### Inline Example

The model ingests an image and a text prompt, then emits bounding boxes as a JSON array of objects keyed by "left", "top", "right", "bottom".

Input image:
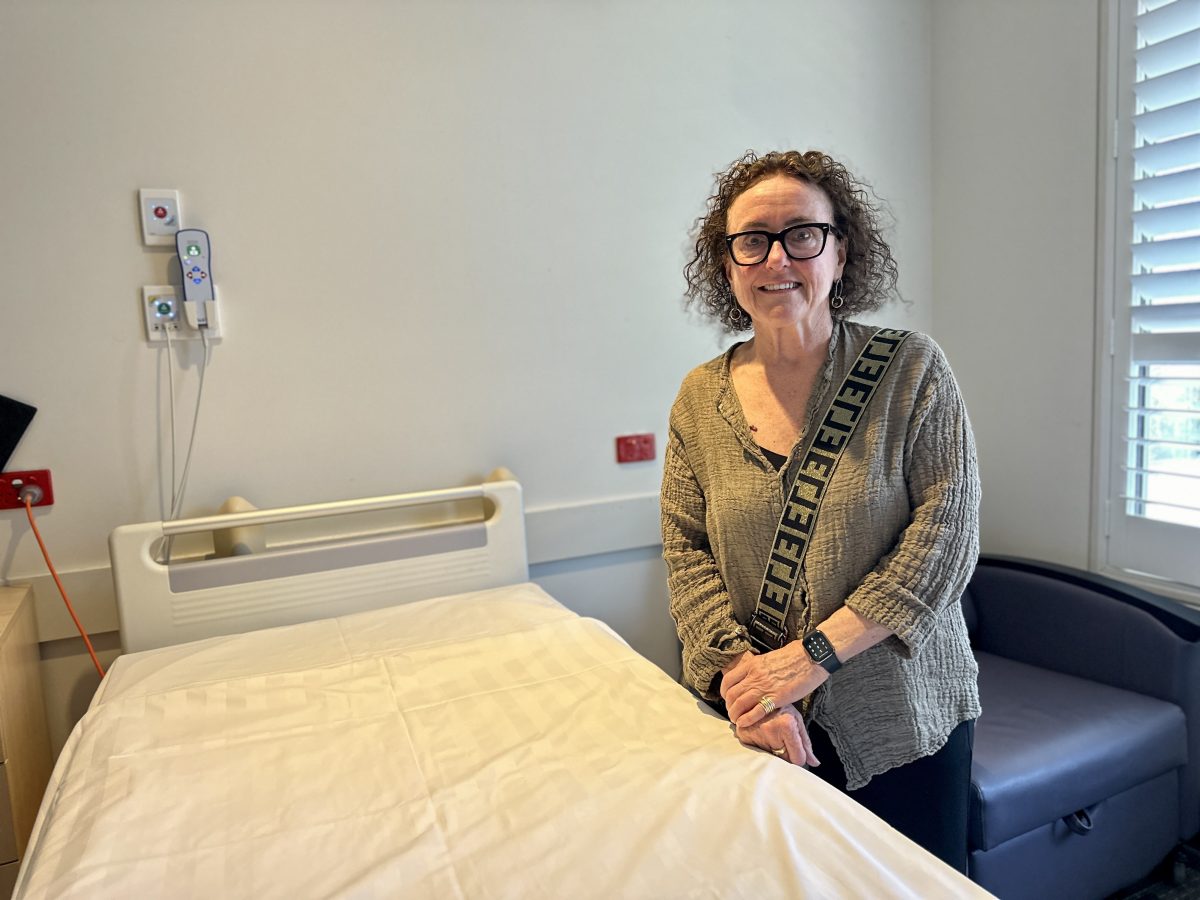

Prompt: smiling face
[{"left": 723, "top": 175, "right": 846, "bottom": 334}]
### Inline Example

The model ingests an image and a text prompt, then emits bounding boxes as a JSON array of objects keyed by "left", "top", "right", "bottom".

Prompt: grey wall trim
[{"left": 525, "top": 493, "right": 661, "bottom": 565}]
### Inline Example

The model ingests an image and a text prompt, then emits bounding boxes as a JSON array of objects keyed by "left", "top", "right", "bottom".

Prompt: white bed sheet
[{"left": 16, "top": 583, "right": 991, "bottom": 899}]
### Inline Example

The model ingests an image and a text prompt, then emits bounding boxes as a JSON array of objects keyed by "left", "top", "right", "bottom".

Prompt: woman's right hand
[{"left": 735, "top": 703, "right": 820, "bottom": 768}]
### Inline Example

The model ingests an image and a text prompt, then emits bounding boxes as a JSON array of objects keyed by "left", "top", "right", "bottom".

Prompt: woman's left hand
[
  {"left": 721, "top": 642, "right": 827, "bottom": 728},
  {"left": 736, "top": 704, "right": 820, "bottom": 768}
]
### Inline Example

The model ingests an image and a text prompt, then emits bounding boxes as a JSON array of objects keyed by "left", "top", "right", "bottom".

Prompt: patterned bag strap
[{"left": 746, "top": 328, "right": 912, "bottom": 654}]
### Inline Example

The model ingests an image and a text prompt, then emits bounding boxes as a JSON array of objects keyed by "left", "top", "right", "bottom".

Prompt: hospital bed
[{"left": 14, "top": 474, "right": 989, "bottom": 898}]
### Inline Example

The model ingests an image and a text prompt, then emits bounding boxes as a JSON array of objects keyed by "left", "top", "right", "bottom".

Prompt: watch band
[{"left": 802, "top": 629, "right": 843, "bottom": 674}]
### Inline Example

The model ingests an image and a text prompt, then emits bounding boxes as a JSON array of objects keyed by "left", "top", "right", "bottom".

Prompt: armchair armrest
[{"left": 969, "top": 556, "right": 1200, "bottom": 693}]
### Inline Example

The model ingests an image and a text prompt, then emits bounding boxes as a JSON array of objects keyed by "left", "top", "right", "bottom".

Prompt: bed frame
[
  {"left": 24, "top": 472, "right": 994, "bottom": 900},
  {"left": 110, "top": 471, "right": 527, "bottom": 652}
]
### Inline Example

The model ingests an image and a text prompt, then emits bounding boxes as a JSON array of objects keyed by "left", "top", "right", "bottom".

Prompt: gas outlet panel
[{"left": 0, "top": 469, "right": 54, "bottom": 509}]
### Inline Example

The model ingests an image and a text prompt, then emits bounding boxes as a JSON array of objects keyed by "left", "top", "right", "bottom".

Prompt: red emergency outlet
[
  {"left": 616, "top": 433, "right": 656, "bottom": 464},
  {"left": 0, "top": 469, "right": 54, "bottom": 509}
]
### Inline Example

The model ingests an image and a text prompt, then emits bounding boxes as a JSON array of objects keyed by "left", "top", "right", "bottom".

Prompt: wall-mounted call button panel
[
  {"left": 139, "top": 188, "right": 181, "bottom": 246},
  {"left": 142, "top": 285, "right": 221, "bottom": 342},
  {"left": 142, "top": 285, "right": 182, "bottom": 340}
]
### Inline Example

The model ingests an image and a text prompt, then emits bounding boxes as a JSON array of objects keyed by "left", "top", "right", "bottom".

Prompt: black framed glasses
[{"left": 725, "top": 222, "right": 839, "bottom": 266}]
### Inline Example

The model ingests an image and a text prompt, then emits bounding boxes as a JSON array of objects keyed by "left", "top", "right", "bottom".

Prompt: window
[{"left": 1098, "top": 0, "right": 1200, "bottom": 594}]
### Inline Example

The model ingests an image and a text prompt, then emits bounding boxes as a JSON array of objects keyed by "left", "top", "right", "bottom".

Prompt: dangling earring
[
  {"left": 830, "top": 279, "right": 845, "bottom": 310},
  {"left": 730, "top": 305, "right": 751, "bottom": 331}
]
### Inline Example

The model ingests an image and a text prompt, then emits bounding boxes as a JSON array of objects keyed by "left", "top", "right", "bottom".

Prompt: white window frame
[{"left": 1093, "top": 0, "right": 1200, "bottom": 606}]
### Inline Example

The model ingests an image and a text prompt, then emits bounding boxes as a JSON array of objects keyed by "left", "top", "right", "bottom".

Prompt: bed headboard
[{"left": 110, "top": 472, "right": 528, "bottom": 653}]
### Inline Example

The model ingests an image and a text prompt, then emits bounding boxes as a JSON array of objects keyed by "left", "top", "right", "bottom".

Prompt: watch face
[{"left": 805, "top": 631, "right": 834, "bottom": 660}]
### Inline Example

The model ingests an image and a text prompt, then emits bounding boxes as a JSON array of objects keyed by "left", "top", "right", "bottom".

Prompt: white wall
[
  {"left": 0, "top": 0, "right": 936, "bottom": 754},
  {"left": 931, "top": 0, "right": 1100, "bottom": 568}
]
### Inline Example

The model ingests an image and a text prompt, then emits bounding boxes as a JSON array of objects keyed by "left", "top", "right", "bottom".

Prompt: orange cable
[{"left": 24, "top": 497, "right": 105, "bottom": 678}]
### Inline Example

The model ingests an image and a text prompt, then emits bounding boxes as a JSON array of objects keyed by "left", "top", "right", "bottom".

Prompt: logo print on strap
[{"left": 748, "top": 329, "right": 912, "bottom": 653}]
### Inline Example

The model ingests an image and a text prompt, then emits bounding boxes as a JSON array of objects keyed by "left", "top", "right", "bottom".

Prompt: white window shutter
[{"left": 1106, "top": 0, "right": 1200, "bottom": 589}]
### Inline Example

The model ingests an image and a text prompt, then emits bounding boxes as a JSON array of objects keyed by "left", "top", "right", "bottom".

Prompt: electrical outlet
[
  {"left": 0, "top": 469, "right": 54, "bottom": 509},
  {"left": 616, "top": 433, "right": 656, "bottom": 464}
]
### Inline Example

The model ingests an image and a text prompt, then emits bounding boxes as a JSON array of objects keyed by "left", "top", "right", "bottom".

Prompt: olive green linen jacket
[{"left": 661, "top": 320, "right": 982, "bottom": 789}]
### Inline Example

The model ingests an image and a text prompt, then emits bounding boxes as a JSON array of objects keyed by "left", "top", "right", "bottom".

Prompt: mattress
[{"left": 16, "top": 583, "right": 989, "bottom": 898}]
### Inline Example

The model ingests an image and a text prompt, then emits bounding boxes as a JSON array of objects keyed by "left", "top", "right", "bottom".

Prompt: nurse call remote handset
[{"left": 176, "top": 228, "right": 213, "bottom": 329}]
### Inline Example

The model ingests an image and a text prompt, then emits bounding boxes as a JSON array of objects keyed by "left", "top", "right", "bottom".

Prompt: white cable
[
  {"left": 162, "top": 325, "right": 180, "bottom": 566},
  {"left": 162, "top": 324, "right": 211, "bottom": 563},
  {"left": 170, "top": 326, "right": 210, "bottom": 521},
  {"left": 164, "top": 325, "right": 179, "bottom": 518}
]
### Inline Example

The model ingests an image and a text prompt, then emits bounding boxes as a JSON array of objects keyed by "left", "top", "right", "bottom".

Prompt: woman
[{"left": 661, "top": 150, "right": 981, "bottom": 871}]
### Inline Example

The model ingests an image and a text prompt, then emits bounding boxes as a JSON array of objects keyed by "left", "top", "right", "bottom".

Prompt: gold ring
[
  {"left": 771, "top": 748, "right": 787, "bottom": 757},
  {"left": 758, "top": 696, "right": 776, "bottom": 715}
]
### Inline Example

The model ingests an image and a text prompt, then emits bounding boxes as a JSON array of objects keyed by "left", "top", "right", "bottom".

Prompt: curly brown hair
[{"left": 684, "top": 150, "right": 900, "bottom": 333}]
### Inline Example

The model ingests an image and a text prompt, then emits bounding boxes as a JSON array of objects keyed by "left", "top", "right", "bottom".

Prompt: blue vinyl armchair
[{"left": 962, "top": 556, "right": 1200, "bottom": 899}]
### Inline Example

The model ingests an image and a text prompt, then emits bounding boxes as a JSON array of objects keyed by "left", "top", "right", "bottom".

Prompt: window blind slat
[
  {"left": 1133, "top": 198, "right": 1200, "bottom": 236},
  {"left": 1133, "top": 166, "right": 1200, "bottom": 205},
  {"left": 1135, "top": 96, "right": 1200, "bottom": 141},
  {"left": 1124, "top": 465, "right": 1200, "bottom": 483},
  {"left": 1120, "top": 495, "right": 1200, "bottom": 514},
  {"left": 1131, "top": 330, "right": 1200, "bottom": 363},
  {"left": 1134, "top": 62, "right": 1200, "bottom": 111},
  {"left": 1135, "top": 133, "right": 1200, "bottom": 173},
  {"left": 1126, "top": 436, "right": 1200, "bottom": 449},
  {"left": 1131, "top": 299, "right": 1200, "bottom": 329},
  {"left": 1133, "top": 234, "right": 1200, "bottom": 268},
  {"left": 1132, "top": 269, "right": 1200, "bottom": 299},
  {"left": 1126, "top": 375, "right": 1200, "bottom": 385},
  {"left": 1136, "top": 29, "right": 1200, "bottom": 79},
  {"left": 1137, "top": 0, "right": 1200, "bottom": 45},
  {"left": 1125, "top": 405, "right": 1200, "bottom": 414}
]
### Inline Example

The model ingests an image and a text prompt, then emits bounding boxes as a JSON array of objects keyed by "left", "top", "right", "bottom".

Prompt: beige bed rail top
[{"left": 109, "top": 470, "right": 527, "bottom": 653}]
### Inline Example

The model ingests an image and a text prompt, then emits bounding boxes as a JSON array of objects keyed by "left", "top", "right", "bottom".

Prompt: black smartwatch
[{"left": 802, "top": 629, "right": 843, "bottom": 674}]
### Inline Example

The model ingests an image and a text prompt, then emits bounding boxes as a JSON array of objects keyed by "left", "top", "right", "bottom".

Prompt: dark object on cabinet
[{"left": 0, "top": 396, "right": 36, "bottom": 473}]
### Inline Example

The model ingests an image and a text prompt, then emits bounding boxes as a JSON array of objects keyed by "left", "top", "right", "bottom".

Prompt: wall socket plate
[
  {"left": 142, "top": 285, "right": 222, "bottom": 342},
  {"left": 615, "top": 433, "right": 656, "bottom": 463}
]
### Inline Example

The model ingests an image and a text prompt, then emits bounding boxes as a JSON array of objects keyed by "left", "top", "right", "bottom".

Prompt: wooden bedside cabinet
[{"left": 0, "top": 586, "right": 52, "bottom": 898}]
